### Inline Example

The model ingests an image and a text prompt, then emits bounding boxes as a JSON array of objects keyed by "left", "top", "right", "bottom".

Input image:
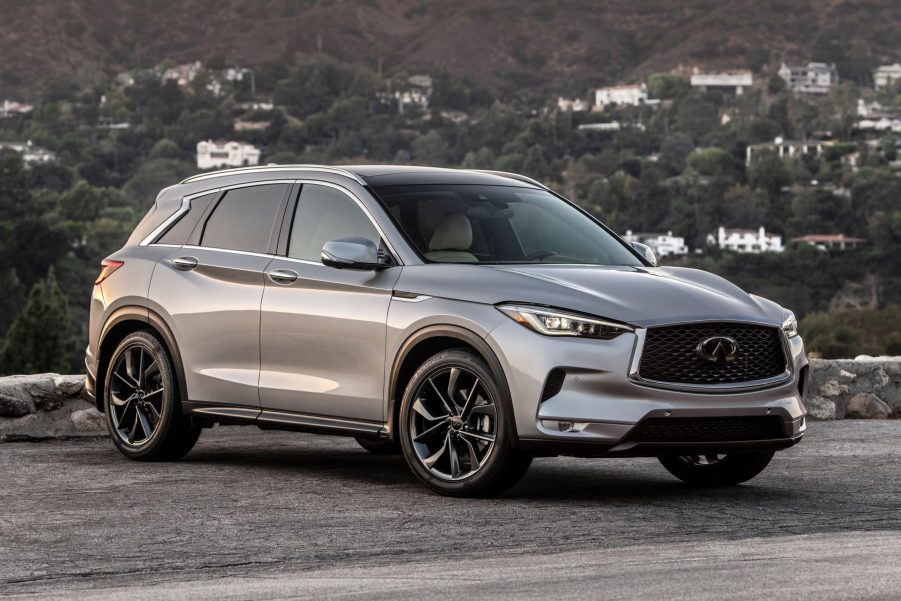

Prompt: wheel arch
[
  {"left": 96, "top": 306, "right": 187, "bottom": 414},
  {"left": 387, "top": 325, "right": 519, "bottom": 447}
]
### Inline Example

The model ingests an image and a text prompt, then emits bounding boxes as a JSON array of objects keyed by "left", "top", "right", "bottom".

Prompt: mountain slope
[{"left": 1, "top": 0, "right": 898, "bottom": 98}]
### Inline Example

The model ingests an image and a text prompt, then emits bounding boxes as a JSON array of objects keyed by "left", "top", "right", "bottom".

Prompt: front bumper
[{"left": 485, "top": 319, "right": 808, "bottom": 456}]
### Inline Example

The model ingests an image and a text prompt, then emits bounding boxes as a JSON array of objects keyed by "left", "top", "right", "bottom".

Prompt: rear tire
[
  {"left": 658, "top": 451, "right": 775, "bottom": 486},
  {"left": 355, "top": 437, "right": 401, "bottom": 455},
  {"left": 103, "top": 331, "right": 201, "bottom": 461},
  {"left": 398, "top": 348, "right": 531, "bottom": 497}
]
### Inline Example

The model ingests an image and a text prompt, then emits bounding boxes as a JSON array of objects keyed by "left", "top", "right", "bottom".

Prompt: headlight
[
  {"left": 497, "top": 304, "right": 633, "bottom": 339},
  {"left": 782, "top": 311, "right": 799, "bottom": 338}
]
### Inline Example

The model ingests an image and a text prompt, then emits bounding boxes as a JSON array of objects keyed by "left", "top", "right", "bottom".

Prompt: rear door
[
  {"left": 258, "top": 182, "right": 401, "bottom": 422},
  {"left": 148, "top": 182, "right": 291, "bottom": 410}
]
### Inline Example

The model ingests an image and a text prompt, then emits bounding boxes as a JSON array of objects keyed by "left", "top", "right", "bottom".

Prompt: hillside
[{"left": 2, "top": 0, "right": 899, "bottom": 98}]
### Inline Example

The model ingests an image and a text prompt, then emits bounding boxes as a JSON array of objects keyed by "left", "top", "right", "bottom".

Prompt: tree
[
  {"left": 658, "top": 133, "right": 694, "bottom": 175},
  {"left": 0, "top": 268, "right": 74, "bottom": 375},
  {"left": 687, "top": 147, "right": 735, "bottom": 177}
]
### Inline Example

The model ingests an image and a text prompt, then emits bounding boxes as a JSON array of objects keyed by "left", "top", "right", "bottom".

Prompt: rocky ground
[{"left": 1, "top": 421, "right": 899, "bottom": 600}]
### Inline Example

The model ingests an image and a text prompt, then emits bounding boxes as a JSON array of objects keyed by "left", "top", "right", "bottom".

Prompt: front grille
[
  {"left": 628, "top": 416, "right": 785, "bottom": 443},
  {"left": 638, "top": 322, "right": 786, "bottom": 386}
]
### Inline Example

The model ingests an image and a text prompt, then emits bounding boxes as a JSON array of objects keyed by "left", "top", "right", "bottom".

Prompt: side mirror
[
  {"left": 321, "top": 237, "right": 388, "bottom": 270},
  {"left": 631, "top": 241, "right": 658, "bottom": 267}
]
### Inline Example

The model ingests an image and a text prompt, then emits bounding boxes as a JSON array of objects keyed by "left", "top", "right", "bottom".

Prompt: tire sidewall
[
  {"left": 398, "top": 349, "right": 516, "bottom": 495},
  {"left": 103, "top": 331, "right": 178, "bottom": 460}
]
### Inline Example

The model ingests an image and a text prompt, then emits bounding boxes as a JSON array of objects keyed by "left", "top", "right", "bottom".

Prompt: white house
[
  {"left": 778, "top": 62, "right": 838, "bottom": 94},
  {"left": 594, "top": 84, "right": 648, "bottom": 108},
  {"left": 557, "top": 97, "right": 589, "bottom": 112},
  {"left": 874, "top": 64, "right": 901, "bottom": 89},
  {"left": 0, "top": 100, "right": 33, "bottom": 117},
  {"left": 395, "top": 89, "right": 429, "bottom": 114},
  {"left": 196, "top": 140, "right": 261, "bottom": 170},
  {"left": 0, "top": 140, "right": 56, "bottom": 164},
  {"left": 623, "top": 230, "right": 688, "bottom": 257},
  {"left": 162, "top": 61, "right": 203, "bottom": 87},
  {"left": 746, "top": 136, "right": 830, "bottom": 164},
  {"left": 708, "top": 226, "right": 783, "bottom": 253},
  {"left": 790, "top": 234, "right": 865, "bottom": 251},
  {"left": 690, "top": 70, "right": 753, "bottom": 95}
]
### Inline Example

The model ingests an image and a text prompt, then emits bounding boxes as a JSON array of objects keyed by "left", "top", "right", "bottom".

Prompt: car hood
[{"left": 395, "top": 264, "right": 786, "bottom": 327}]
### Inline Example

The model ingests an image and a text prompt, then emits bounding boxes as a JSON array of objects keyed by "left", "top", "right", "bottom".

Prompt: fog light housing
[{"left": 541, "top": 420, "right": 589, "bottom": 433}]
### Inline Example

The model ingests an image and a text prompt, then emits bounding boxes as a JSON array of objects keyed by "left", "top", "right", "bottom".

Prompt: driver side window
[{"left": 288, "top": 184, "right": 382, "bottom": 263}]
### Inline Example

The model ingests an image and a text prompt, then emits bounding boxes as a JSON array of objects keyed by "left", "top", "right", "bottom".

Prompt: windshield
[{"left": 371, "top": 184, "right": 643, "bottom": 266}]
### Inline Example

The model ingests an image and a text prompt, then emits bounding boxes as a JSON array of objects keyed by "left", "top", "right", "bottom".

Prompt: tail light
[{"left": 95, "top": 259, "right": 124, "bottom": 285}]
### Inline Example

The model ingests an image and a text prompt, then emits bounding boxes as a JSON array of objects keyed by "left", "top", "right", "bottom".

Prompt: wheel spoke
[
  {"left": 446, "top": 367, "right": 461, "bottom": 409},
  {"left": 146, "top": 402, "right": 162, "bottom": 426},
  {"left": 135, "top": 405, "right": 154, "bottom": 440},
  {"left": 113, "top": 371, "right": 136, "bottom": 391},
  {"left": 460, "top": 430, "right": 495, "bottom": 444},
  {"left": 142, "top": 387, "right": 164, "bottom": 399},
  {"left": 424, "top": 434, "right": 449, "bottom": 468},
  {"left": 428, "top": 377, "right": 458, "bottom": 417},
  {"left": 460, "top": 380, "right": 481, "bottom": 419},
  {"left": 460, "top": 436, "right": 481, "bottom": 473},
  {"left": 413, "top": 418, "right": 449, "bottom": 442},
  {"left": 110, "top": 391, "right": 132, "bottom": 407},
  {"left": 127, "top": 410, "right": 139, "bottom": 443},
  {"left": 448, "top": 436, "right": 462, "bottom": 478},
  {"left": 412, "top": 398, "right": 448, "bottom": 422},
  {"left": 468, "top": 400, "right": 496, "bottom": 419},
  {"left": 124, "top": 349, "right": 140, "bottom": 386},
  {"left": 137, "top": 348, "right": 145, "bottom": 388}
]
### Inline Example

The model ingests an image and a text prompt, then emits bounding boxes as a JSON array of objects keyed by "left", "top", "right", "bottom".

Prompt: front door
[{"left": 259, "top": 182, "right": 401, "bottom": 422}]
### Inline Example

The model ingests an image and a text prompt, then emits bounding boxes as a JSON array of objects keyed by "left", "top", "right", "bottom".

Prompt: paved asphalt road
[{"left": 1, "top": 421, "right": 900, "bottom": 600}]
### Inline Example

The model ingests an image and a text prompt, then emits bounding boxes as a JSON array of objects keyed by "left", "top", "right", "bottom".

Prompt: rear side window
[
  {"left": 287, "top": 184, "right": 381, "bottom": 262},
  {"left": 201, "top": 184, "right": 287, "bottom": 253},
  {"left": 157, "top": 192, "right": 217, "bottom": 245}
]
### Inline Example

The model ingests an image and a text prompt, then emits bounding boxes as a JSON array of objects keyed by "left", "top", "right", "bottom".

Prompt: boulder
[
  {"left": 845, "top": 393, "right": 891, "bottom": 419},
  {"left": 805, "top": 396, "right": 836, "bottom": 421},
  {"left": 54, "top": 375, "right": 85, "bottom": 397},
  {"left": 70, "top": 408, "right": 106, "bottom": 433},
  {"left": 0, "top": 393, "right": 32, "bottom": 418}
]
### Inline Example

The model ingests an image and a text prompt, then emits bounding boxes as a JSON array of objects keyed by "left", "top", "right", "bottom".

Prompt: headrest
[{"left": 429, "top": 213, "right": 473, "bottom": 251}]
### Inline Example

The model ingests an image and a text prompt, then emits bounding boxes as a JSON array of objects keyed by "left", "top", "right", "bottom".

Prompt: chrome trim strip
[
  {"left": 628, "top": 328, "right": 646, "bottom": 377},
  {"left": 391, "top": 292, "right": 432, "bottom": 303},
  {"left": 257, "top": 410, "right": 385, "bottom": 435},
  {"left": 139, "top": 195, "right": 193, "bottom": 247},
  {"left": 180, "top": 165, "right": 366, "bottom": 185},
  {"left": 189, "top": 406, "right": 261, "bottom": 421},
  {"left": 179, "top": 244, "right": 274, "bottom": 259}
]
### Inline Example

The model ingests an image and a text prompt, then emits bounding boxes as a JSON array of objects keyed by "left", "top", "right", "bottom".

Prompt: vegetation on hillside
[{"left": 0, "top": 51, "right": 900, "bottom": 372}]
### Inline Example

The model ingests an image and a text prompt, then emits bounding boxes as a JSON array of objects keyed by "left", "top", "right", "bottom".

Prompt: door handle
[
  {"left": 267, "top": 269, "right": 298, "bottom": 284},
  {"left": 172, "top": 256, "right": 199, "bottom": 271}
]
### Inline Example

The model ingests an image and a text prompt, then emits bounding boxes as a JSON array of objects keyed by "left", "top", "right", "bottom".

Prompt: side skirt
[{"left": 183, "top": 401, "right": 388, "bottom": 439}]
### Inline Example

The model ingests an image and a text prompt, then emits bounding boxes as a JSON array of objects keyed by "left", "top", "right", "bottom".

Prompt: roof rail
[
  {"left": 468, "top": 170, "right": 548, "bottom": 190},
  {"left": 179, "top": 164, "right": 366, "bottom": 185}
]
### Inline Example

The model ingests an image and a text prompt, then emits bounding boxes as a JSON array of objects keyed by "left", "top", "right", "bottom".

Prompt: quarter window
[
  {"left": 201, "top": 184, "right": 287, "bottom": 253},
  {"left": 288, "top": 184, "right": 381, "bottom": 262},
  {"left": 158, "top": 192, "right": 217, "bottom": 245}
]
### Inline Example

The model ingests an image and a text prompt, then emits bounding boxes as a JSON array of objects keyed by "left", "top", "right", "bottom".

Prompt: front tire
[
  {"left": 398, "top": 349, "right": 531, "bottom": 497},
  {"left": 658, "top": 451, "right": 775, "bottom": 486},
  {"left": 103, "top": 331, "right": 201, "bottom": 461}
]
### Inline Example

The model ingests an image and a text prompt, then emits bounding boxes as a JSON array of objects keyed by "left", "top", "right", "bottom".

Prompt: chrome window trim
[
  {"left": 285, "top": 178, "right": 403, "bottom": 266},
  {"left": 627, "top": 324, "right": 794, "bottom": 394},
  {"left": 179, "top": 244, "right": 275, "bottom": 260},
  {"left": 180, "top": 165, "right": 366, "bottom": 186},
  {"left": 139, "top": 195, "right": 196, "bottom": 247}
]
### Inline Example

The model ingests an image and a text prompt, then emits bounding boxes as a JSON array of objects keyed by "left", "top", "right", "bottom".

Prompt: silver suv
[{"left": 86, "top": 165, "right": 808, "bottom": 496}]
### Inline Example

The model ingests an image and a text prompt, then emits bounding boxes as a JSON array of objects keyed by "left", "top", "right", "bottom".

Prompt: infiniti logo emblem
[{"left": 696, "top": 336, "right": 740, "bottom": 364}]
